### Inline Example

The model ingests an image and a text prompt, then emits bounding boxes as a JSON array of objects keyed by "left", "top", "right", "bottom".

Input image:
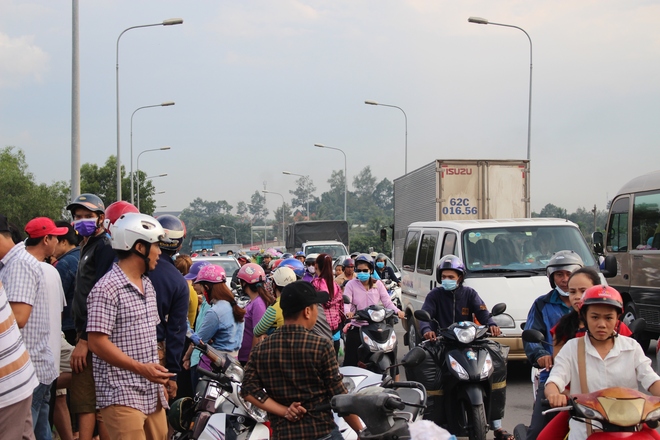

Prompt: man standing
[
  {"left": 242, "top": 281, "right": 362, "bottom": 439},
  {"left": 149, "top": 215, "right": 189, "bottom": 400},
  {"left": 67, "top": 193, "right": 115, "bottom": 440},
  {"left": 0, "top": 216, "right": 58, "bottom": 440},
  {"left": 52, "top": 221, "right": 80, "bottom": 347},
  {"left": 87, "top": 213, "right": 174, "bottom": 439},
  {"left": 523, "top": 250, "right": 583, "bottom": 440},
  {"left": 0, "top": 215, "right": 39, "bottom": 440}
]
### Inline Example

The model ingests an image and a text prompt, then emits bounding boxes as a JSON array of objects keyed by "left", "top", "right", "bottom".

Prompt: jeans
[
  {"left": 31, "top": 382, "right": 53, "bottom": 440},
  {"left": 317, "top": 427, "right": 343, "bottom": 440}
]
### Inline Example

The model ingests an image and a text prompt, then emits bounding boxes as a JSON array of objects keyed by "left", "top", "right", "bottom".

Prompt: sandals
[{"left": 494, "top": 428, "right": 514, "bottom": 440}]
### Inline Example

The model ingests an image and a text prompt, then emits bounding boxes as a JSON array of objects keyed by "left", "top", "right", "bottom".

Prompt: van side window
[
  {"left": 416, "top": 232, "right": 438, "bottom": 275},
  {"left": 632, "top": 192, "right": 660, "bottom": 250},
  {"left": 441, "top": 233, "right": 457, "bottom": 257},
  {"left": 607, "top": 197, "right": 629, "bottom": 252},
  {"left": 402, "top": 230, "right": 420, "bottom": 271}
]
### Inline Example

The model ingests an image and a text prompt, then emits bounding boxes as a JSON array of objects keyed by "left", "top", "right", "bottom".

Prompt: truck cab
[{"left": 302, "top": 240, "right": 349, "bottom": 261}]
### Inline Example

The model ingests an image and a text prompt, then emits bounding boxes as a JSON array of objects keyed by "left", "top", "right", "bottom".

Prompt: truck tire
[
  {"left": 623, "top": 301, "right": 650, "bottom": 351},
  {"left": 466, "top": 403, "right": 487, "bottom": 440}
]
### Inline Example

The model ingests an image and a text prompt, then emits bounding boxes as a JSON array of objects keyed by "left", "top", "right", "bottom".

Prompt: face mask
[
  {"left": 73, "top": 219, "right": 98, "bottom": 237},
  {"left": 308, "top": 266, "right": 316, "bottom": 274},
  {"left": 441, "top": 280, "right": 458, "bottom": 291},
  {"left": 376, "top": 262, "right": 385, "bottom": 269},
  {"left": 556, "top": 286, "right": 569, "bottom": 297},
  {"left": 357, "top": 272, "right": 370, "bottom": 282}
]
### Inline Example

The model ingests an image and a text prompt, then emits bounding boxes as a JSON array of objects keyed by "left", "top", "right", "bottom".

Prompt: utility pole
[{"left": 592, "top": 204, "right": 598, "bottom": 233}]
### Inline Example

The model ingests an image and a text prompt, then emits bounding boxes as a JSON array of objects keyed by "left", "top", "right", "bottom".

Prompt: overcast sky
[{"left": 1, "top": 0, "right": 659, "bottom": 217}]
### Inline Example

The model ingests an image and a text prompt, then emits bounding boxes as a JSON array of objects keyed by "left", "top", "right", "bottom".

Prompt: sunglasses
[{"left": 355, "top": 269, "right": 371, "bottom": 273}]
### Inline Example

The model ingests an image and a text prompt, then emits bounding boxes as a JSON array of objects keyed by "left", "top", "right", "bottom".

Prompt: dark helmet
[
  {"left": 168, "top": 397, "right": 194, "bottom": 433},
  {"left": 435, "top": 254, "right": 466, "bottom": 284},
  {"left": 343, "top": 258, "right": 355, "bottom": 268},
  {"left": 546, "top": 250, "right": 584, "bottom": 288},
  {"left": 67, "top": 193, "right": 105, "bottom": 215},
  {"left": 354, "top": 253, "right": 374, "bottom": 270},
  {"left": 279, "top": 258, "right": 305, "bottom": 278},
  {"left": 376, "top": 253, "right": 388, "bottom": 262},
  {"left": 156, "top": 215, "right": 186, "bottom": 251},
  {"left": 579, "top": 285, "right": 624, "bottom": 317},
  {"left": 281, "top": 253, "right": 293, "bottom": 259}
]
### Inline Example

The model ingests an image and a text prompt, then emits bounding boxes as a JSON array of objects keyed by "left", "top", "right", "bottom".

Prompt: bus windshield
[{"left": 462, "top": 226, "right": 596, "bottom": 272}]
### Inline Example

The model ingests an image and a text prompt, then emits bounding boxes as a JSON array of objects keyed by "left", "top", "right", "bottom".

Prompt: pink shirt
[{"left": 344, "top": 278, "right": 400, "bottom": 317}]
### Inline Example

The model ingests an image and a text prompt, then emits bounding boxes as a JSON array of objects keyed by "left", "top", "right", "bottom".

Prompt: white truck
[{"left": 393, "top": 159, "right": 529, "bottom": 267}]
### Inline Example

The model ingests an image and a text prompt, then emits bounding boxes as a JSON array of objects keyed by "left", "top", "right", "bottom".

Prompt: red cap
[{"left": 25, "top": 217, "right": 69, "bottom": 238}]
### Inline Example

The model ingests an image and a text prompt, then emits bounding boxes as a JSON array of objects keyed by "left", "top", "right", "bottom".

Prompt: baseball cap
[
  {"left": 272, "top": 266, "right": 297, "bottom": 288},
  {"left": 25, "top": 217, "right": 69, "bottom": 238},
  {"left": 184, "top": 260, "right": 211, "bottom": 281},
  {"left": 0, "top": 214, "right": 9, "bottom": 233},
  {"left": 280, "top": 281, "right": 329, "bottom": 315}
]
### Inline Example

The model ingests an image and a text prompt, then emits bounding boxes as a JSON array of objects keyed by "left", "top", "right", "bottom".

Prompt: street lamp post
[
  {"left": 220, "top": 225, "right": 238, "bottom": 245},
  {"left": 262, "top": 191, "right": 286, "bottom": 247},
  {"left": 313, "top": 144, "right": 347, "bottom": 221},
  {"left": 130, "top": 101, "right": 175, "bottom": 204},
  {"left": 468, "top": 16, "right": 532, "bottom": 217},
  {"left": 364, "top": 100, "right": 408, "bottom": 174},
  {"left": 116, "top": 18, "right": 183, "bottom": 201},
  {"left": 136, "top": 146, "right": 171, "bottom": 211},
  {"left": 282, "top": 171, "right": 310, "bottom": 220}
]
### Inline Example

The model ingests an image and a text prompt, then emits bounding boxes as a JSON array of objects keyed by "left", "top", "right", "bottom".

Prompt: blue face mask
[
  {"left": 441, "top": 279, "right": 458, "bottom": 291},
  {"left": 356, "top": 272, "right": 371, "bottom": 282},
  {"left": 376, "top": 262, "right": 385, "bottom": 269}
]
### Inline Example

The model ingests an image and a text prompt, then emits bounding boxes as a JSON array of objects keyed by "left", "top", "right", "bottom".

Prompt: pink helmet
[
  {"left": 195, "top": 265, "right": 226, "bottom": 284},
  {"left": 237, "top": 263, "right": 266, "bottom": 284}
]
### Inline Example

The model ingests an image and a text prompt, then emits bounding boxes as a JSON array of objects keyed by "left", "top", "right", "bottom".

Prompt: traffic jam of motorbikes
[{"left": 4, "top": 166, "right": 660, "bottom": 440}]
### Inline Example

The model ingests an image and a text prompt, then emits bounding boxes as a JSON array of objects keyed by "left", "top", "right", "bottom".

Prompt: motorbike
[
  {"left": 411, "top": 303, "right": 508, "bottom": 440},
  {"left": 330, "top": 348, "right": 428, "bottom": 440},
  {"left": 170, "top": 332, "right": 270, "bottom": 440},
  {"left": 382, "top": 279, "right": 402, "bottom": 310},
  {"left": 352, "top": 304, "right": 399, "bottom": 374}
]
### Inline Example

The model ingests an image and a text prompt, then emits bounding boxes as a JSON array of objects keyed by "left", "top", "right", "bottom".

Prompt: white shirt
[
  {"left": 546, "top": 334, "right": 660, "bottom": 440},
  {"left": 41, "top": 263, "right": 65, "bottom": 374}
]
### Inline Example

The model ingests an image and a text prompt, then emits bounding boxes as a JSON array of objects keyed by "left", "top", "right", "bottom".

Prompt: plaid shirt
[
  {"left": 0, "top": 243, "right": 57, "bottom": 385},
  {"left": 241, "top": 324, "right": 346, "bottom": 440},
  {"left": 87, "top": 263, "right": 167, "bottom": 413}
]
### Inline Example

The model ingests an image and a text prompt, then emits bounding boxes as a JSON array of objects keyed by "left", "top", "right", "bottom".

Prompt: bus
[{"left": 594, "top": 170, "right": 660, "bottom": 349}]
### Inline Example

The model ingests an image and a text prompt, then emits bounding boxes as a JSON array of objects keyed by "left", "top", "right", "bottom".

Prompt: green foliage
[
  {"left": 0, "top": 146, "right": 69, "bottom": 228},
  {"left": 289, "top": 176, "right": 315, "bottom": 218},
  {"left": 533, "top": 203, "right": 608, "bottom": 242}
]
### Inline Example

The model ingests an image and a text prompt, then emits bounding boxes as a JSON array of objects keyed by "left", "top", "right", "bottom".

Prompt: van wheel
[
  {"left": 623, "top": 301, "right": 650, "bottom": 351},
  {"left": 408, "top": 319, "right": 419, "bottom": 348}
]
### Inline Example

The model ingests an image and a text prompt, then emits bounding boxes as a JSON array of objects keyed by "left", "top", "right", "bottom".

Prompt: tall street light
[
  {"left": 116, "top": 18, "right": 183, "bottom": 201},
  {"left": 136, "top": 147, "right": 171, "bottom": 211},
  {"left": 220, "top": 225, "right": 238, "bottom": 245},
  {"left": 313, "top": 143, "right": 347, "bottom": 221},
  {"left": 468, "top": 16, "right": 532, "bottom": 217},
  {"left": 364, "top": 100, "right": 408, "bottom": 174},
  {"left": 130, "top": 101, "right": 175, "bottom": 204},
  {"left": 282, "top": 171, "right": 310, "bottom": 219},
  {"left": 262, "top": 190, "right": 286, "bottom": 247}
]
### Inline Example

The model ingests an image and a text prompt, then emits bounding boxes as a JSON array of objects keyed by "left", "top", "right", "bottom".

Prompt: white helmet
[
  {"left": 110, "top": 213, "right": 171, "bottom": 251},
  {"left": 272, "top": 266, "right": 297, "bottom": 288}
]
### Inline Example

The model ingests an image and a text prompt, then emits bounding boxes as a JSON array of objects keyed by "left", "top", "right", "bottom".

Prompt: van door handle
[
  {"left": 430, "top": 281, "right": 433, "bottom": 291},
  {"left": 623, "top": 274, "right": 629, "bottom": 280}
]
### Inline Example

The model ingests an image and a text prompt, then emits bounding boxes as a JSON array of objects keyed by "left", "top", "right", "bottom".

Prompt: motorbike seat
[{"left": 395, "top": 388, "right": 424, "bottom": 421}]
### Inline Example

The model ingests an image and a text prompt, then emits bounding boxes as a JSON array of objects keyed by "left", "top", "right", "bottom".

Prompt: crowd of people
[{"left": 2, "top": 192, "right": 656, "bottom": 440}]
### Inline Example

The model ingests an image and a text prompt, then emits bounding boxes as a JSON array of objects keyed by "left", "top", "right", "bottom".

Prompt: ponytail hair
[
  {"left": 316, "top": 253, "right": 335, "bottom": 298},
  {"left": 244, "top": 281, "right": 275, "bottom": 307}
]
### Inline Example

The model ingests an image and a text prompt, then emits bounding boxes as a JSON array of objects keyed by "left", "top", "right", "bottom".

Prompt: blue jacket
[
  {"left": 197, "top": 300, "right": 244, "bottom": 353},
  {"left": 523, "top": 288, "right": 571, "bottom": 382},
  {"left": 55, "top": 247, "right": 80, "bottom": 333},
  {"left": 419, "top": 285, "right": 496, "bottom": 336},
  {"left": 148, "top": 253, "right": 190, "bottom": 378}
]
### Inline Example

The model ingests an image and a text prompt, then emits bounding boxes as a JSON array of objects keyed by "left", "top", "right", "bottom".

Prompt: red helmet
[
  {"left": 104, "top": 201, "right": 139, "bottom": 231},
  {"left": 579, "top": 285, "right": 623, "bottom": 315}
]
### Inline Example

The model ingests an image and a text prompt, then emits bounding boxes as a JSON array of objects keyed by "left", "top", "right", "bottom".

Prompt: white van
[{"left": 400, "top": 218, "right": 602, "bottom": 360}]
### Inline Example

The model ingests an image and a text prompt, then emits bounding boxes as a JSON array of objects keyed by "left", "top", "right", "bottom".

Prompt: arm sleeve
[
  {"left": 197, "top": 309, "right": 219, "bottom": 343},
  {"left": 165, "top": 283, "right": 190, "bottom": 376},
  {"left": 545, "top": 341, "right": 572, "bottom": 393},
  {"left": 376, "top": 281, "right": 400, "bottom": 312},
  {"left": 240, "top": 345, "right": 269, "bottom": 403},
  {"left": 387, "top": 267, "right": 400, "bottom": 283},
  {"left": 523, "top": 298, "right": 550, "bottom": 363},
  {"left": 418, "top": 292, "right": 437, "bottom": 336},
  {"left": 635, "top": 342, "right": 660, "bottom": 391},
  {"left": 471, "top": 291, "right": 496, "bottom": 327},
  {"left": 94, "top": 243, "right": 115, "bottom": 283},
  {"left": 344, "top": 281, "right": 356, "bottom": 314},
  {"left": 3, "top": 260, "right": 38, "bottom": 306},
  {"left": 254, "top": 306, "right": 277, "bottom": 337},
  {"left": 55, "top": 259, "right": 76, "bottom": 297},
  {"left": 86, "top": 284, "right": 117, "bottom": 336}
]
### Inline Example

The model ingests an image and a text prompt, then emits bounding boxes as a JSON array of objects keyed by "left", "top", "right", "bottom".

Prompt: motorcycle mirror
[
  {"left": 401, "top": 347, "right": 426, "bottom": 368},
  {"left": 628, "top": 318, "right": 646, "bottom": 337},
  {"left": 343, "top": 294, "right": 351, "bottom": 304},
  {"left": 414, "top": 310, "right": 432, "bottom": 322},
  {"left": 522, "top": 329, "right": 545, "bottom": 343},
  {"left": 491, "top": 303, "right": 506, "bottom": 316}
]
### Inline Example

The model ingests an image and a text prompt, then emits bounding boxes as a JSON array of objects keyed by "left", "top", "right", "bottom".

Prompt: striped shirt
[
  {"left": 0, "top": 283, "right": 38, "bottom": 409},
  {"left": 87, "top": 263, "right": 167, "bottom": 413},
  {"left": 0, "top": 242, "right": 57, "bottom": 384}
]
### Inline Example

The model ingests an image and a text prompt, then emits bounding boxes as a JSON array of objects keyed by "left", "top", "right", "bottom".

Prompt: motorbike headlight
[
  {"left": 224, "top": 359, "right": 244, "bottom": 383},
  {"left": 362, "top": 332, "right": 397, "bottom": 353},
  {"left": 368, "top": 309, "right": 386, "bottom": 323},
  {"left": 448, "top": 354, "right": 469, "bottom": 380},
  {"left": 237, "top": 386, "right": 269, "bottom": 423},
  {"left": 343, "top": 376, "right": 356, "bottom": 394},
  {"left": 645, "top": 407, "right": 660, "bottom": 423},
  {"left": 454, "top": 326, "right": 476, "bottom": 344},
  {"left": 576, "top": 403, "right": 606, "bottom": 422},
  {"left": 480, "top": 353, "right": 493, "bottom": 380},
  {"left": 597, "top": 397, "right": 645, "bottom": 427}
]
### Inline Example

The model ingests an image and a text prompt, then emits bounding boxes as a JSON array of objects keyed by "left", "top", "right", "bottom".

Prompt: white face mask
[
  {"left": 556, "top": 286, "right": 569, "bottom": 297},
  {"left": 308, "top": 266, "right": 316, "bottom": 274}
]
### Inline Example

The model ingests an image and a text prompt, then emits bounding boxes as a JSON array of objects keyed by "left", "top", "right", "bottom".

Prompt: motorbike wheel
[
  {"left": 407, "top": 318, "right": 419, "bottom": 348},
  {"left": 466, "top": 403, "right": 488, "bottom": 440},
  {"left": 513, "top": 423, "right": 527, "bottom": 440}
]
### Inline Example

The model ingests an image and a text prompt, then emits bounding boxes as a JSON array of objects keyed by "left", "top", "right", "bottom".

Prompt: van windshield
[{"left": 462, "top": 226, "right": 596, "bottom": 272}]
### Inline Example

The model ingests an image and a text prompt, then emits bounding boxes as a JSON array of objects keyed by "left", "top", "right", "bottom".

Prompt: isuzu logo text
[{"left": 444, "top": 167, "right": 473, "bottom": 175}]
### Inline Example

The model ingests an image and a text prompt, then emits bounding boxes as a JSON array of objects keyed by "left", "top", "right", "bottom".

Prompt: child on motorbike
[{"left": 545, "top": 285, "right": 660, "bottom": 440}]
